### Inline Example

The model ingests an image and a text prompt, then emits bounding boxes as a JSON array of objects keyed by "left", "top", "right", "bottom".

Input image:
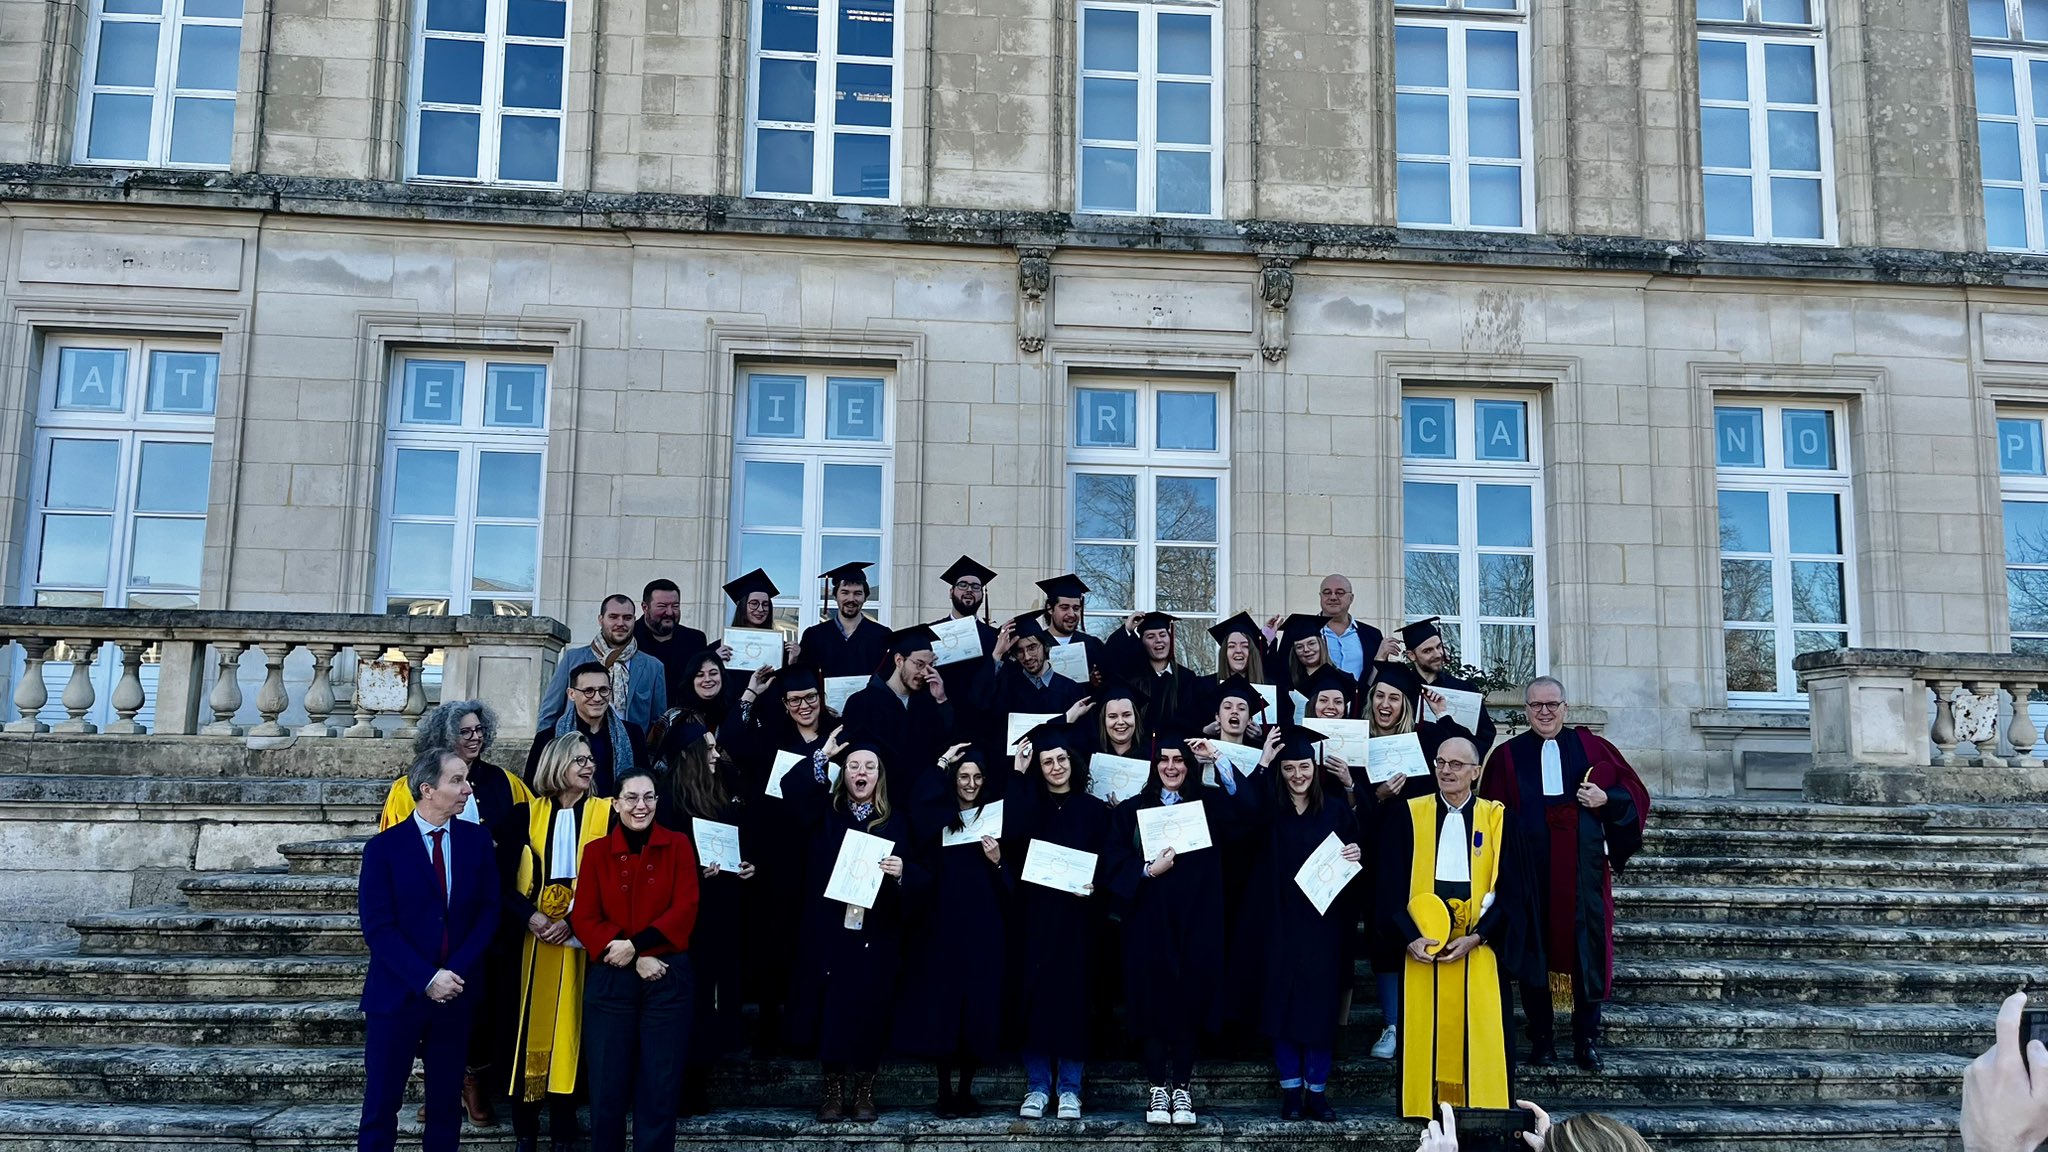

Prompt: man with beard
[
  {"left": 632, "top": 578, "right": 710, "bottom": 707},
  {"left": 799, "top": 561, "right": 892, "bottom": 679},
  {"left": 1395, "top": 617, "right": 1498, "bottom": 762},
  {"left": 838, "top": 624, "right": 958, "bottom": 792},
  {"left": 538, "top": 595, "right": 669, "bottom": 732},
  {"left": 1036, "top": 574, "right": 1108, "bottom": 689},
  {"left": 929, "top": 556, "right": 1001, "bottom": 743},
  {"left": 972, "top": 612, "right": 1089, "bottom": 763}
]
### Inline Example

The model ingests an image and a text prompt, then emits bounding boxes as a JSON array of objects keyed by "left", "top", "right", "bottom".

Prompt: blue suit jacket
[{"left": 357, "top": 817, "right": 500, "bottom": 1016}]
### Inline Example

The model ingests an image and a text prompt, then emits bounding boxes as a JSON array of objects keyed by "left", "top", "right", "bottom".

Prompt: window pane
[
  {"left": 46, "top": 440, "right": 121, "bottom": 511},
  {"left": 1074, "top": 543, "right": 1136, "bottom": 609},
  {"left": 1787, "top": 490, "right": 1841, "bottom": 554},
  {"left": 1973, "top": 0, "right": 2010, "bottom": 37},
  {"left": 477, "top": 452, "right": 542, "bottom": 519},
  {"left": 838, "top": 0, "right": 894, "bottom": 57},
  {"left": 835, "top": 61, "right": 892, "bottom": 128},
  {"left": 1715, "top": 406, "right": 1765, "bottom": 467},
  {"left": 1978, "top": 56, "right": 2019, "bottom": 118},
  {"left": 389, "top": 522, "right": 455, "bottom": 592},
  {"left": 1480, "top": 623, "right": 1536, "bottom": 684},
  {"left": 1782, "top": 408, "right": 1837, "bottom": 469},
  {"left": 131, "top": 517, "right": 204, "bottom": 589},
  {"left": 1074, "top": 388, "right": 1137, "bottom": 447},
  {"left": 416, "top": 110, "right": 482, "bottom": 177},
  {"left": 57, "top": 348, "right": 129, "bottom": 412},
  {"left": 2029, "top": 0, "right": 2048, "bottom": 41},
  {"left": 96, "top": 21, "right": 160, "bottom": 87},
  {"left": 39, "top": 515, "right": 113, "bottom": 587},
  {"left": 1767, "top": 109, "right": 1821, "bottom": 172},
  {"left": 402, "top": 360, "right": 463, "bottom": 424},
  {"left": 1081, "top": 146, "right": 1138, "bottom": 212},
  {"left": 820, "top": 536, "right": 882, "bottom": 599},
  {"left": 1157, "top": 81, "right": 1210, "bottom": 146},
  {"left": 1699, "top": 39, "right": 1748, "bottom": 102},
  {"left": 2008, "top": 500, "right": 2048, "bottom": 565},
  {"left": 503, "top": 45, "right": 564, "bottom": 110},
  {"left": 1763, "top": 42, "right": 1816, "bottom": 104},
  {"left": 1397, "top": 92, "right": 1450, "bottom": 155},
  {"left": 758, "top": 59, "right": 818, "bottom": 123},
  {"left": 423, "top": 39, "right": 486, "bottom": 105},
  {"left": 136, "top": 442, "right": 211, "bottom": 514},
  {"left": 1082, "top": 77, "right": 1138, "bottom": 141},
  {"left": 755, "top": 127, "right": 813, "bottom": 192},
  {"left": 105, "top": 0, "right": 163, "bottom": 11},
  {"left": 1394, "top": 24, "right": 1449, "bottom": 88},
  {"left": 1403, "top": 481, "right": 1458, "bottom": 547},
  {"left": 1479, "top": 553, "right": 1533, "bottom": 617},
  {"left": 1791, "top": 560, "right": 1845, "bottom": 625},
  {"left": 762, "top": 0, "right": 818, "bottom": 53},
  {"left": 1721, "top": 558, "right": 1775, "bottom": 622},
  {"left": 2014, "top": 570, "right": 2048, "bottom": 633},
  {"left": 176, "top": 23, "right": 241, "bottom": 90},
  {"left": 507, "top": 0, "right": 567, "bottom": 38},
  {"left": 1724, "top": 628, "right": 1777, "bottom": 693},
  {"left": 1156, "top": 151, "right": 1211, "bottom": 215},
  {"left": 1718, "top": 489, "right": 1771, "bottom": 553},
  {"left": 1404, "top": 550, "right": 1460, "bottom": 618},
  {"left": 1474, "top": 399, "right": 1527, "bottom": 461},
  {"left": 738, "top": 532, "right": 802, "bottom": 598},
  {"left": 1704, "top": 173, "right": 1755, "bottom": 238},
  {"left": 1155, "top": 476, "right": 1218, "bottom": 542},
  {"left": 741, "top": 460, "right": 804, "bottom": 528},
  {"left": 1159, "top": 13, "right": 1210, "bottom": 74},
  {"left": 1987, "top": 186, "right": 2029, "bottom": 249},
  {"left": 1465, "top": 29, "right": 1519, "bottom": 90},
  {"left": 1475, "top": 484, "right": 1532, "bottom": 548},
  {"left": 1403, "top": 397, "right": 1456, "bottom": 458},
  {"left": 1762, "top": 0, "right": 1811, "bottom": 22},
  {"left": 746, "top": 374, "right": 806, "bottom": 437},
  {"left": 485, "top": 364, "right": 546, "bottom": 428},
  {"left": 1156, "top": 546, "right": 1217, "bottom": 613},
  {"left": 472, "top": 524, "right": 538, "bottom": 593},
  {"left": 831, "top": 131, "right": 889, "bottom": 198},
  {"left": 1398, "top": 161, "right": 1453, "bottom": 225},
  {"left": 1769, "top": 177, "right": 1825, "bottom": 240},
  {"left": 148, "top": 351, "right": 218, "bottom": 414},
  {"left": 168, "top": 97, "right": 234, "bottom": 166},
  {"left": 1074, "top": 472, "right": 1137, "bottom": 540},
  {"left": 1794, "top": 629, "right": 1846, "bottom": 659},
  {"left": 1157, "top": 391, "right": 1217, "bottom": 451},
  {"left": 1469, "top": 165, "right": 1523, "bottom": 228},
  {"left": 425, "top": 0, "right": 486, "bottom": 33},
  {"left": 1468, "top": 96, "right": 1520, "bottom": 159},
  {"left": 827, "top": 377, "right": 885, "bottom": 441},
  {"left": 1702, "top": 106, "right": 1751, "bottom": 170},
  {"left": 86, "top": 93, "right": 153, "bottom": 162},
  {"left": 1083, "top": 7, "right": 1139, "bottom": 71},
  {"left": 1698, "top": 0, "right": 1743, "bottom": 18},
  {"left": 822, "top": 463, "right": 883, "bottom": 529},
  {"left": 1983, "top": 120, "right": 2025, "bottom": 184},
  {"left": 393, "top": 449, "right": 459, "bottom": 518}
]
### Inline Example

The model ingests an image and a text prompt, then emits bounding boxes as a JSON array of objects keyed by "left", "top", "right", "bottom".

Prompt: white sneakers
[
  {"left": 1145, "top": 1086, "right": 1172, "bottom": 1125},
  {"left": 1057, "top": 1091, "right": 1081, "bottom": 1119},
  {"left": 1018, "top": 1090, "right": 1047, "bottom": 1119},
  {"left": 1372, "top": 1024, "right": 1399, "bottom": 1059},
  {"left": 1170, "top": 1087, "right": 1196, "bottom": 1126}
]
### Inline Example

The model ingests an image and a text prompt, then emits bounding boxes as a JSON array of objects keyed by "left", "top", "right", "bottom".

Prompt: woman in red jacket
[{"left": 573, "top": 765, "right": 701, "bottom": 1152}]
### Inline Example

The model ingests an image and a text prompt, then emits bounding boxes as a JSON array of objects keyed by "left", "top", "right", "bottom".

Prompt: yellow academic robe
[
  {"left": 376, "top": 768, "right": 536, "bottom": 830},
  {"left": 507, "top": 795, "right": 611, "bottom": 1101},
  {"left": 1400, "top": 794, "right": 1510, "bottom": 1119}
]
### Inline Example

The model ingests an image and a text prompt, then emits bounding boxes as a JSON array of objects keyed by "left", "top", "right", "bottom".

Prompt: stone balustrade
[
  {"left": 1795, "top": 648, "right": 2048, "bottom": 803},
  {"left": 0, "top": 609, "right": 570, "bottom": 742}
]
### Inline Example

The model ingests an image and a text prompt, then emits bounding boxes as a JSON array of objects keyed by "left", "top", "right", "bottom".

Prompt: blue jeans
[
  {"left": 1022, "top": 1052, "right": 1083, "bottom": 1096},
  {"left": 1274, "top": 1041, "right": 1332, "bottom": 1091}
]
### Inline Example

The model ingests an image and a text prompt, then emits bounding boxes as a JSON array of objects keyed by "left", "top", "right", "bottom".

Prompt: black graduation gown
[
  {"left": 1045, "top": 629, "right": 1109, "bottom": 688},
  {"left": 1001, "top": 782, "right": 1111, "bottom": 1056},
  {"left": 1230, "top": 773, "right": 1362, "bottom": 1049},
  {"left": 1102, "top": 631, "right": 1205, "bottom": 737},
  {"left": 931, "top": 614, "right": 1000, "bottom": 739},
  {"left": 654, "top": 766, "right": 748, "bottom": 1063},
  {"left": 970, "top": 661, "right": 1085, "bottom": 764},
  {"left": 1414, "top": 668, "right": 1498, "bottom": 763},
  {"left": 523, "top": 716, "right": 647, "bottom": 796},
  {"left": 721, "top": 701, "right": 829, "bottom": 1017},
  {"left": 633, "top": 618, "right": 712, "bottom": 709},
  {"left": 840, "top": 677, "right": 957, "bottom": 789},
  {"left": 782, "top": 762, "right": 929, "bottom": 1064},
  {"left": 1104, "top": 783, "right": 1257, "bottom": 1043},
  {"left": 799, "top": 615, "right": 892, "bottom": 680},
  {"left": 896, "top": 816, "right": 1010, "bottom": 1063}
]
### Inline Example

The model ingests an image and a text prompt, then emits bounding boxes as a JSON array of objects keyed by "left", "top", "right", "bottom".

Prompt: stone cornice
[{"left": 5, "top": 164, "right": 2048, "bottom": 288}]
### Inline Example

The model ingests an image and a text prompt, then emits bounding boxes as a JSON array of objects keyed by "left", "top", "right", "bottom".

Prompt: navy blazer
[{"left": 357, "top": 816, "right": 500, "bottom": 1016}]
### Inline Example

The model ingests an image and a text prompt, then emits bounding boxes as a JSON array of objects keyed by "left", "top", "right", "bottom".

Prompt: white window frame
[
  {"left": 405, "top": 0, "right": 569, "bottom": 187},
  {"left": 1393, "top": 4, "right": 1534, "bottom": 232},
  {"left": 378, "top": 353, "right": 551, "bottom": 615},
  {"left": 1066, "top": 378, "right": 1230, "bottom": 670},
  {"left": 744, "top": 0, "right": 904, "bottom": 203},
  {"left": 74, "top": 0, "right": 243, "bottom": 169},
  {"left": 1972, "top": 0, "right": 2048, "bottom": 254},
  {"left": 729, "top": 367, "right": 896, "bottom": 629},
  {"left": 1696, "top": 25, "right": 1838, "bottom": 245},
  {"left": 1076, "top": 1, "right": 1224, "bottom": 218},
  {"left": 1399, "top": 390, "right": 1547, "bottom": 681},
  {"left": 1997, "top": 412, "right": 2048, "bottom": 654},
  {"left": 1714, "top": 399, "right": 1858, "bottom": 704}
]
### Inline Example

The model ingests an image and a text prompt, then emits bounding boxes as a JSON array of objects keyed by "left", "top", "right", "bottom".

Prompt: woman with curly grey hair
[{"left": 376, "top": 698, "right": 535, "bottom": 1127}]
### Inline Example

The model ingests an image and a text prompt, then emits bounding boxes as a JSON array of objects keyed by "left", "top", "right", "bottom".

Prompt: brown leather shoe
[
  {"left": 851, "top": 1073, "right": 878, "bottom": 1123},
  {"left": 462, "top": 1071, "right": 496, "bottom": 1126},
  {"left": 817, "top": 1074, "right": 845, "bottom": 1123}
]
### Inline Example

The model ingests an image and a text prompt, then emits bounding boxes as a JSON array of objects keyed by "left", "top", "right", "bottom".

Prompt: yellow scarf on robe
[
  {"left": 507, "top": 795, "right": 611, "bottom": 1101},
  {"left": 376, "top": 767, "right": 535, "bottom": 829},
  {"left": 1400, "top": 794, "right": 1509, "bottom": 1119}
]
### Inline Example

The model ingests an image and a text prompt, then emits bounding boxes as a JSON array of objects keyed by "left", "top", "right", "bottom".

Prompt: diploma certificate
[
  {"left": 1365, "top": 731, "right": 1431, "bottom": 784},
  {"left": 764, "top": 749, "right": 838, "bottom": 799},
  {"left": 1293, "top": 831, "right": 1361, "bottom": 916},
  {"left": 1430, "top": 685, "right": 1486, "bottom": 733},
  {"left": 1207, "top": 740, "right": 1264, "bottom": 778},
  {"left": 940, "top": 800, "right": 1004, "bottom": 847},
  {"left": 1310, "top": 718, "right": 1373, "bottom": 765},
  {"left": 1046, "top": 642, "right": 1090, "bottom": 684},
  {"left": 1007, "top": 712, "right": 1057, "bottom": 753},
  {"left": 691, "top": 818, "right": 743, "bottom": 872},
  {"left": 1137, "top": 800, "right": 1213, "bottom": 858},
  {"left": 824, "top": 676, "right": 866, "bottom": 714},
  {"left": 723, "top": 628, "right": 784, "bottom": 673},
  {"left": 1087, "top": 753, "right": 1150, "bottom": 806},
  {"left": 1252, "top": 683, "right": 1280, "bottom": 720},
  {"left": 823, "top": 829, "right": 894, "bottom": 909},
  {"left": 1021, "top": 840, "right": 1097, "bottom": 896},
  {"left": 930, "top": 616, "right": 983, "bottom": 666}
]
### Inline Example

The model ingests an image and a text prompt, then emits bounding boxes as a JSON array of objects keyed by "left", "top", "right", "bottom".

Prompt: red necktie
[{"left": 429, "top": 828, "right": 450, "bottom": 964}]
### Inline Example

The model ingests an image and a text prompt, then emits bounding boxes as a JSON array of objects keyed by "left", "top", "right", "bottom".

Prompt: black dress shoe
[
  {"left": 1574, "top": 1045, "right": 1602, "bottom": 1073},
  {"left": 1528, "top": 1044, "right": 1559, "bottom": 1067},
  {"left": 514, "top": 1139, "right": 536, "bottom": 1152}
]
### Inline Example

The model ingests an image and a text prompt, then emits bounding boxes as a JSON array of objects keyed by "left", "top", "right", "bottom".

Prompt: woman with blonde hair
[
  {"left": 1414, "top": 1101, "right": 1654, "bottom": 1152},
  {"left": 505, "top": 732, "right": 613, "bottom": 1152}
]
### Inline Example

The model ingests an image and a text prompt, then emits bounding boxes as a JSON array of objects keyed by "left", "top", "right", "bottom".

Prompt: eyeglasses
[
  {"left": 618, "top": 793, "right": 657, "bottom": 808},
  {"left": 456, "top": 726, "right": 485, "bottom": 738},
  {"left": 785, "top": 692, "right": 821, "bottom": 707},
  {"left": 953, "top": 580, "right": 983, "bottom": 590},
  {"left": 1434, "top": 758, "right": 1479, "bottom": 771},
  {"left": 1527, "top": 701, "right": 1564, "bottom": 711},
  {"left": 572, "top": 685, "right": 613, "bottom": 699},
  {"left": 571, "top": 755, "right": 597, "bottom": 768}
]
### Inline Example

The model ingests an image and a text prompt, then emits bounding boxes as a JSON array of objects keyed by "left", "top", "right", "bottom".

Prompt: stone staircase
[{"left": 0, "top": 797, "right": 2038, "bottom": 1151}]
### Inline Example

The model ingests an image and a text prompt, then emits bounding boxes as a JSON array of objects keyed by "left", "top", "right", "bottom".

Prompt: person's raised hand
[
  {"left": 1416, "top": 1101, "right": 1459, "bottom": 1152},
  {"left": 1147, "top": 847, "right": 1176, "bottom": 877},
  {"left": 1964, "top": 991, "right": 2048, "bottom": 1152},
  {"left": 1515, "top": 1100, "right": 1552, "bottom": 1150},
  {"left": 981, "top": 835, "right": 1002, "bottom": 864},
  {"left": 1065, "top": 697, "right": 1097, "bottom": 725}
]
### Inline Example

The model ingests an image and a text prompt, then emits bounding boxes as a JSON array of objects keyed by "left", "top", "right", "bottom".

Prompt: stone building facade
[{"left": 0, "top": 0, "right": 2043, "bottom": 794}]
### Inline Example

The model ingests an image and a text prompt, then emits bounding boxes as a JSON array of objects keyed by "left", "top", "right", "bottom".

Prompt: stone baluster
[
  {"left": 2007, "top": 680, "right": 2043, "bottom": 769},
  {"left": 51, "top": 639, "right": 103, "bottom": 734},
  {"left": 299, "top": 643, "right": 339, "bottom": 738},
  {"left": 6, "top": 638, "right": 52, "bottom": 734},
  {"left": 1969, "top": 680, "right": 2009, "bottom": 768},
  {"left": 393, "top": 646, "right": 431, "bottom": 740},
  {"left": 200, "top": 642, "right": 248, "bottom": 736},
  {"left": 342, "top": 644, "right": 382, "bottom": 738},
  {"left": 247, "top": 642, "right": 294, "bottom": 738},
  {"left": 1929, "top": 678, "right": 1961, "bottom": 765},
  {"left": 104, "top": 641, "right": 150, "bottom": 735}
]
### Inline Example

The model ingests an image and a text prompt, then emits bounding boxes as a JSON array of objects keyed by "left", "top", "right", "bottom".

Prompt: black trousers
[
  {"left": 1521, "top": 977, "right": 1603, "bottom": 1053},
  {"left": 1142, "top": 1036, "right": 1195, "bottom": 1088},
  {"left": 584, "top": 957, "right": 694, "bottom": 1152}
]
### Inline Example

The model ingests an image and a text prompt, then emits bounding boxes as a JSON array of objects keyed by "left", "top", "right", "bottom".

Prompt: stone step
[
  {"left": 1601, "top": 1002, "right": 1993, "bottom": 1053},
  {"left": 180, "top": 873, "right": 357, "bottom": 914},
  {"left": 276, "top": 840, "right": 367, "bottom": 877},
  {"left": 1615, "top": 884, "right": 2048, "bottom": 926},
  {"left": 0, "top": 1098, "right": 1969, "bottom": 1152},
  {"left": 1649, "top": 799, "right": 1935, "bottom": 834},
  {"left": 0, "top": 953, "right": 367, "bottom": 1001},
  {"left": 0, "top": 1043, "right": 1972, "bottom": 1108},
  {"left": 0, "top": 773, "right": 387, "bottom": 809},
  {"left": 1643, "top": 825, "right": 2030, "bottom": 862},
  {"left": 1613, "top": 955, "right": 2046, "bottom": 1004},
  {"left": 1615, "top": 919, "right": 2048, "bottom": 962},
  {"left": 0, "top": 1000, "right": 361, "bottom": 1048},
  {"left": 70, "top": 909, "right": 363, "bottom": 957},
  {"left": 1624, "top": 854, "right": 2044, "bottom": 890}
]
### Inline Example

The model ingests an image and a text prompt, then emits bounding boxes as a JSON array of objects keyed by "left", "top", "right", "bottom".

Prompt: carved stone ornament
[
  {"left": 1258, "top": 255, "right": 1296, "bottom": 363},
  {"left": 1017, "top": 246, "right": 1053, "bottom": 353}
]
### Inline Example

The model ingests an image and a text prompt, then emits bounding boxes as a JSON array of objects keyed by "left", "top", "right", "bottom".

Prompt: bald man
[{"left": 1317, "top": 575, "right": 1399, "bottom": 681}]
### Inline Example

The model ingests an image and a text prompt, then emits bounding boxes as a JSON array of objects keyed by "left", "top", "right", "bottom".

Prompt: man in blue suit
[{"left": 358, "top": 749, "right": 501, "bottom": 1152}]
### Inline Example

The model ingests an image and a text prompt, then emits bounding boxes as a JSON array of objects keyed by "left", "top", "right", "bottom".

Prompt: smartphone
[
  {"left": 2024, "top": 1007, "right": 2048, "bottom": 1069},
  {"left": 1454, "top": 1106, "right": 1538, "bottom": 1150}
]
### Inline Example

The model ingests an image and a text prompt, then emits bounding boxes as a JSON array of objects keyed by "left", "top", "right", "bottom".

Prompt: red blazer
[{"left": 571, "top": 822, "right": 701, "bottom": 957}]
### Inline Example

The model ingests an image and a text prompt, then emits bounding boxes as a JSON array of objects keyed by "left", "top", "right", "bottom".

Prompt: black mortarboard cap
[
  {"left": 657, "top": 717, "right": 711, "bottom": 760},
  {"left": 768, "top": 663, "right": 822, "bottom": 695},
  {"left": 820, "top": 561, "right": 872, "bottom": 588},
  {"left": 1096, "top": 676, "right": 1152, "bottom": 710},
  {"left": 1006, "top": 611, "right": 1050, "bottom": 643},
  {"left": 1399, "top": 616, "right": 1443, "bottom": 650},
  {"left": 1371, "top": 663, "right": 1423, "bottom": 704},
  {"left": 1280, "top": 613, "right": 1328, "bottom": 646},
  {"left": 1215, "top": 674, "right": 1265, "bottom": 712},
  {"left": 1136, "top": 611, "right": 1179, "bottom": 633},
  {"left": 940, "top": 556, "right": 998, "bottom": 586},
  {"left": 723, "top": 568, "right": 779, "bottom": 604},
  {"left": 1277, "top": 720, "right": 1330, "bottom": 762},
  {"left": 1035, "top": 573, "right": 1090, "bottom": 601},
  {"left": 1208, "top": 611, "right": 1263, "bottom": 646},
  {"left": 1020, "top": 720, "right": 1068, "bottom": 753},
  {"left": 886, "top": 623, "right": 938, "bottom": 656},
  {"left": 831, "top": 735, "right": 888, "bottom": 765}
]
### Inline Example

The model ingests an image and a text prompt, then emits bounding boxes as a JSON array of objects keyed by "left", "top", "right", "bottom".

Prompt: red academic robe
[{"left": 1479, "top": 727, "right": 1649, "bottom": 1001}]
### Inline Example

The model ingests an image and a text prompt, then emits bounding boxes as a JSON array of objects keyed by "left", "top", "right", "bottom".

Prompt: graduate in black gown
[
  {"left": 1230, "top": 722, "right": 1364, "bottom": 1122},
  {"left": 1275, "top": 613, "right": 1358, "bottom": 724},
  {"left": 782, "top": 737, "right": 928, "bottom": 1123},
  {"left": 1360, "top": 663, "right": 1428, "bottom": 1059},
  {"left": 928, "top": 556, "right": 1001, "bottom": 746},
  {"left": 1395, "top": 617, "right": 1500, "bottom": 763},
  {"left": 972, "top": 612, "right": 1088, "bottom": 760},
  {"left": 1104, "top": 611, "right": 1205, "bottom": 737},
  {"left": 798, "top": 562, "right": 892, "bottom": 680},
  {"left": 839, "top": 625, "right": 957, "bottom": 792},
  {"left": 896, "top": 747, "right": 1008, "bottom": 1118},
  {"left": 1066, "top": 679, "right": 1149, "bottom": 771},
  {"left": 1199, "top": 611, "right": 1275, "bottom": 722},
  {"left": 1104, "top": 735, "right": 1257, "bottom": 1127},
  {"left": 648, "top": 715, "right": 753, "bottom": 1116},
  {"left": 1035, "top": 573, "right": 1110, "bottom": 688},
  {"left": 1002, "top": 723, "right": 1112, "bottom": 1121}
]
